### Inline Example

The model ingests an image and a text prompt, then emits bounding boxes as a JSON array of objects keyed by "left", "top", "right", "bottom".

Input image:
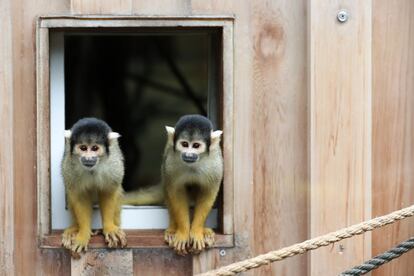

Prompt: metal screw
[
  {"left": 338, "top": 244, "right": 345, "bottom": 254},
  {"left": 337, "top": 10, "right": 348, "bottom": 23},
  {"left": 219, "top": 249, "right": 226, "bottom": 257}
]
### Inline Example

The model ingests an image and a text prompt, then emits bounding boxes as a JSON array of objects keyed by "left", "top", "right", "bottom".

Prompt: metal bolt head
[
  {"left": 337, "top": 10, "right": 348, "bottom": 23},
  {"left": 219, "top": 249, "right": 226, "bottom": 257}
]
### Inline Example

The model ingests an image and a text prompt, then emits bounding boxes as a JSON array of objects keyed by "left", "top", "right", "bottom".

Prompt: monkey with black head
[
  {"left": 163, "top": 114, "right": 223, "bottom": 254},
  {"left": 61, "top": 118, "right": 127, "bottom": 256}
]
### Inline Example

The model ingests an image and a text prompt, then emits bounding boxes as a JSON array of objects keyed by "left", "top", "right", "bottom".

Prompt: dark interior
[{"left": 64, "top": 30, "right": 221, "bottom": 193}]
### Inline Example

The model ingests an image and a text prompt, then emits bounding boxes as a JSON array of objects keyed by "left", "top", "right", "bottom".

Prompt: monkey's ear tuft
[
  {"left": 64, "top": 130, "right": 72, "bottom": 139},
  {"left": 108, "top": 132, "right": 121, "bottom": 140},
  {"left": 165, "top": 126, "right": 175, "bottom": 145},
  {"left": 165, "top": 126, "right": 175, "bottom": 135},
  {"left": 211, "top": 130, "right": 223, "bottom": 146}
]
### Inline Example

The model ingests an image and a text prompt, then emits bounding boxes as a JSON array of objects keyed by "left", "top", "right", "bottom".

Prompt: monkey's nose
[
  {"left": 81, "top": 157, "right": 97, "bottom": 168},
  {"left": 181, "top": 153, "right": 198, "bottom": 163}
]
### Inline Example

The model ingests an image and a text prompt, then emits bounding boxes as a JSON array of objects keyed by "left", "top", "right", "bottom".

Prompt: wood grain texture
[
  {"left": 133, "top": 249, "right": 192, "bottom": 275},
  {"left": 40, "top": 249, "right": 71, "bottom": 276},
  {"left": 11, "top": 0, "right": 69, "bottom": 275},
  {"left": 309, "top": 1, "right": 372, "bottom": 275},
  {"left": 72, "top": 250, "right": 133, "bottom": 276},
  {"left": 71, "top": 0, "right": 132, "bottom": 14},
  {"left": 0, "top": 0, "right": 15, "bottom": 274},
  {"left": 250, "top": 1, "right": 308, "bottom": 275},
  {"left": 372, "top": 1, "right": 414, "bottom": 275},
  {"left": 132, "top": 0, "right": 191, "bottom": 15},
  {"left": 37, "top": 27, "right": 51, "bottom": 238}
]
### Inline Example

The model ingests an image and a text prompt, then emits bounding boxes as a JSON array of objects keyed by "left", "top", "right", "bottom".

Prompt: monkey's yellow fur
[
  {"left": 124, "top": 125, "right": 223, "bottom": 254},
  {"left": 61, "top": 132, "right": 126, "bottom": 256}
]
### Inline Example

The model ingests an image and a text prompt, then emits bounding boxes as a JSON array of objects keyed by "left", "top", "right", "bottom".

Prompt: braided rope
[
  {"left": 340, "top": 237, "right": 414, "bottom": 275},
  {"left": 198, "top": 204, "right": 414, "bottom": 276}
]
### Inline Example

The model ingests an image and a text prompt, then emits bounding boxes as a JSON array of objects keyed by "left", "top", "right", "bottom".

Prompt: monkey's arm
[
  {"left": 66, "top": 191, "right": 93, "bottom": 253},
  {"left": 98, "top": 187, "right": 127, "bottom": 248},
  {"left": 190, "top": 185, "right": 220, "bottom": 252},
  {"left": 165, "top": 184, "right": 190, "bottom": 255}
]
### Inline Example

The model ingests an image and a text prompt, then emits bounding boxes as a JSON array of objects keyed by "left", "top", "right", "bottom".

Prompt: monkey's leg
[
  {"left": 166, "top": 186, "right": 190, "bottom": 255},
  {"left": 67, "top": 193, "right": 93, "bottom": 254},
  {"left": 164, "top": 211, "right": 177, "bottom": 246},
  {"left": 190, "top": 187, "right": 219, "bottom": 252},
  {"left": 98, "top": 189, "right": 127, "bottom": 248}
]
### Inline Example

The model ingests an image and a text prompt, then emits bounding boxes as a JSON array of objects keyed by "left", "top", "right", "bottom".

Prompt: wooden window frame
[{"left": 36, "top": 15, "right": 234, "bottom": 249}]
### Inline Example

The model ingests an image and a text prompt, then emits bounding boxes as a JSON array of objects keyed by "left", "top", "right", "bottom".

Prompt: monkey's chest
[{"left": 74, "top": 170, "right": 116, "bottom": 192}]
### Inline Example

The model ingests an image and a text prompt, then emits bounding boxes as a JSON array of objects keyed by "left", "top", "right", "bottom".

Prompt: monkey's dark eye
[
  {"left": 80, "top": 145, "right": 88, "bottom": 151},
  {"left": 91, "top": 145, "right": 99, "bottom": 152},
  {"left": 181, "top": 141, "right": 189, "bottom": 148},
  {"left": 193, "top": 143, "right": 200, "bottom": 149}
]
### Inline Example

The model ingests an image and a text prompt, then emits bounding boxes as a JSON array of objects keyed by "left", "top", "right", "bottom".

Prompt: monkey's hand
[
  {"left": 62, "top": 225, "right": 78, "bottom": 249},
  {"left": 164, "top": 227, "right": 176, "bottom": 246},
  {"left": 70, "top": 231, "right": 92, "bottom": 255},
  {"left": 189, "top": 227, "right": 216, "bottom": 253},
  {"left": 103, "top": 225, "right": 127, "bottom": 248},
  {"left": 171, "top": 230, "right": 190, "bottom": 255}
]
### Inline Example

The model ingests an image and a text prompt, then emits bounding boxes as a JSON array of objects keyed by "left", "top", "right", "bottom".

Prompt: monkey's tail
[{"left": 122, "top": 183, "right": 164, "bottom": 205}]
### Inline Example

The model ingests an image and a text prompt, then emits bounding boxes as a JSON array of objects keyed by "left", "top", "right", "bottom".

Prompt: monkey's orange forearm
[
  {"left": 98, "top": 189, "right": 121, "bottom": 232},
  {"left": 191, "top": 189, "right": 218, "bottom": 231},
  {"left": 68, "top": 192, "right": 92, "bottom": 237},
  {"left": 166, "top": 187, "right": 190, "bottom": 234}
]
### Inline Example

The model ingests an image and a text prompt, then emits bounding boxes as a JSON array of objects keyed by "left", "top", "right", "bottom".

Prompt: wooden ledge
[{"left": 40, "top": 230, "right": 234, "bottom": 249}]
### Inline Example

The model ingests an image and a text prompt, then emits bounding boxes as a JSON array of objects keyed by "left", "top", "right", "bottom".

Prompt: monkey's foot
[
  {"left": 70, "top": 232, "right": 91, "bottom": 254},
  {"left": 164, "top": 228, "right": 176, "bottom": 246},
  {"left": 171, "top": 230, "right": 190, "bottom": 255},
  {"left": 62, "top": 226, "right": 79, "bottom": 249},
  {"left": 103, "top": 226, "right": 127, "bottom": 248},
  {"left": 189, "top": 228, "right": 216, "bottom": 253}
]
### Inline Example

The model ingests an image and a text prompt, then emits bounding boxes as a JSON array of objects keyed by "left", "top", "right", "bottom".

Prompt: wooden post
[{"left": 309, "top": 1, "right": 372, "bottom": 275}]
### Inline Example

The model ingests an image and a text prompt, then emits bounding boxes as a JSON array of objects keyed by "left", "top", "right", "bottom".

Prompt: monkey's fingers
[
  {"left": 164, "top": 229, "right": 176, "bottom": 246},
  {"left": 189, "top": 235, "right": 205, "bottom": 253},
  {"left": 104, "top": 229, "right": 127, "bottom": 248},
  {"left": 71, "top": 242, "right": 88, "bottom": 254},
  {"left": 173, "top": 240, "right": 188, "bottom": 256},
  {"left": 203, "top": 228, "right": 216, "bottom": 247}
]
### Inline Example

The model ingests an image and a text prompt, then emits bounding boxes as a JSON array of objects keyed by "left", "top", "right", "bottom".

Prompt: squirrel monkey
[
  {"left": 124, "top": 115, "right": 223, "bottom": 255},
  {"left": 61, "top": 118, "right": 127, "bottom": 257}
]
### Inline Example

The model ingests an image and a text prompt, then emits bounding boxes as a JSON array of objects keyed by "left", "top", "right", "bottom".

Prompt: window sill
[{"left": 40, "top": 230, "right": 234, "bottom": 249}]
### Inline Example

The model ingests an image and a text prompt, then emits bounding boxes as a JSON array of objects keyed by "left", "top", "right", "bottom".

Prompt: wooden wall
[
  {"left": 0, "top": 0, "right": 413, "bottom": 275},
  {"left": 372, "top": 1, "right": 414, "bottom": 275}
]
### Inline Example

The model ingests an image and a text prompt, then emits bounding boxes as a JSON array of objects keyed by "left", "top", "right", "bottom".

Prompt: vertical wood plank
[
  {"left": 72, "top": 250, "right": 133, "bottom": 275},
  {"left": 37, "top": 27, "right": 51, "bottom": 238},
  {"left": 11, "top": 0, "right": 70, "bottom": 275},
  {"left": 309, "top": 1, "right": 372, "bottom": 275},
  {"left": 133, "top": 249, "right": 192, "bottom": 275},
  {"left": 250, "top": 0, "right": 309, "bottom": 275},
  {"left": 71, "top": 0, "right": 132, "bottom": 14},
  {"left": 0, "top": 0, "right": 15, "bottom": 274},
  {"left": 372, "top": 1, "right": 414, "bottom": 275}
]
